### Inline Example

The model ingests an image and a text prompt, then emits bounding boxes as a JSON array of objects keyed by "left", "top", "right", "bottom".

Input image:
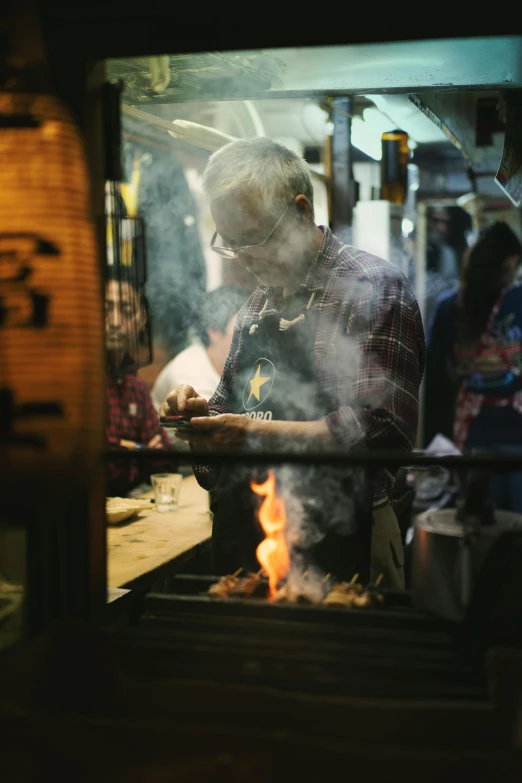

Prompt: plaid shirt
[
  {"left": 195, "top": 227, "right": 425, "bottom": 490},
  {"left": 107, "top": 371, "right": 171, "bottom": 494}
]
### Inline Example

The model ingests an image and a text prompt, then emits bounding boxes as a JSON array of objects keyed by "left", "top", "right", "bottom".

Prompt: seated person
[
  {"left": 152, "top": 285, "right": 249, "bottom": 409},
  {"left": 106, "top": 276, "right": 171, "bottom": 496}
]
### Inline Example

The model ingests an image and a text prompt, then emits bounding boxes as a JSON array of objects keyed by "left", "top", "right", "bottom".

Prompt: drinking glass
[{"left": 151, "top": 473, "right": 183, "bottom": 512}]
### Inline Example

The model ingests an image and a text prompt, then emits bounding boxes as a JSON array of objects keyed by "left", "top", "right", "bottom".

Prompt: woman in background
[{"left": 426, "top": 222, "right": 522, "bottom": 511}]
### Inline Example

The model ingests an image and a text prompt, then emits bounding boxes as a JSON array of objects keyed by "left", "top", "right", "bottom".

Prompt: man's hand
[
  {"left": 174, "top": 416, "right": 334, "bottom": 451},
  {"left": 159, "top": 384, "right": 209, "bottom": 419},
  {"left": 174, "top": 414, "right": 252, "bottom": 449}
]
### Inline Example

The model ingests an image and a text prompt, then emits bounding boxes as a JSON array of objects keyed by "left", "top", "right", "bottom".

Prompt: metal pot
[{"left": 411, "top": 508, "right": 522, "bottom": 622}]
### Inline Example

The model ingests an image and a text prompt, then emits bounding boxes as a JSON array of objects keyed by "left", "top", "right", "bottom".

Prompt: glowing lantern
[{"left": 0, "top": 91, "right": 104, "bottom": 478}]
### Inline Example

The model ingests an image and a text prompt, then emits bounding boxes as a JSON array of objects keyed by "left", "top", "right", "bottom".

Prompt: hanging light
[{"left": 0, "top": 45, "right": 104, "bottom": 480}]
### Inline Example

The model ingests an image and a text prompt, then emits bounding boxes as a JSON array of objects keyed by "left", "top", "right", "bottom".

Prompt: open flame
[{"left": 251, "top": 470, "right": 290, "bottom": 599}]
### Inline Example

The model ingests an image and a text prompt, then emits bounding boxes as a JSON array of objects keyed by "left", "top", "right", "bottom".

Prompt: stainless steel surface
[
  {"left": 412, "top": 508, "right": 522, "bottom": 622},
  {"left": 109, "top": 38, "right": 522, "bottom": 105}
]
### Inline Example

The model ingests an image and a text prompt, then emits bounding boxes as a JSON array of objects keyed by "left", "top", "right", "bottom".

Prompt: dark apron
[{"left": 210, "top": 289, "right": 372, "bottom": 580}]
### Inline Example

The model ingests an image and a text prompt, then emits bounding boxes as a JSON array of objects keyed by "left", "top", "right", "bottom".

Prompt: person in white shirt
[{"left": 152, "top": 285, "right": 249, "bottom": 411}]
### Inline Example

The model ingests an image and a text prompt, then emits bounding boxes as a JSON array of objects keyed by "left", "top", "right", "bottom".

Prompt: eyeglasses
[{"left": 210, "top": 203, "right": 291, "bottom": 260}]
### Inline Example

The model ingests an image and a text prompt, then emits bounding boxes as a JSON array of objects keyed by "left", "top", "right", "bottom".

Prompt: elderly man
[{"left": 160, "top": 138, "right": 424, "bottom": 587}]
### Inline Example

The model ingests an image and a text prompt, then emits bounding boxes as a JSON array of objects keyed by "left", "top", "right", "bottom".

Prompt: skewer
[
  {"left": 233, "top": 567, "right": 243, "bottom": 578},
  {"left": 322, "top": 573, "right": 331, "bottom": 583},
  {"left": 349, "top": 573, "right": 359, "bottom": 585},
  {"left": 373, "top": 573, "right": 384, "bottom": 588}
]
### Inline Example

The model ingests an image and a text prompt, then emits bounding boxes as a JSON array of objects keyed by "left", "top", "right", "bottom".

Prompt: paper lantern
[{"left": 0, "top": 91, "right": 105, "bottom": 479}]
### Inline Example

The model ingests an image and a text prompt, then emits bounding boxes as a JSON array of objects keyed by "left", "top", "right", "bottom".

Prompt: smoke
[
  {"left": 122, "top": 124, "right": 411, "bottom": 577},
  {"left": 423, "top": 269, "right": 460, "bottom": 326},
  {"left": 122, "top": 138, "right": 207, "bottom": 356},
  {"left": 231, "top": 221, "right": 401, "bottom": 576},
  {"left": 281, "top": 554, "right": 327, "bottom": 603},
  {"left": 244, "top": 302, "right": 380, "bottom": 576},
  {"left": 277, "top": 463, "right": 365, "bottom": 546}
]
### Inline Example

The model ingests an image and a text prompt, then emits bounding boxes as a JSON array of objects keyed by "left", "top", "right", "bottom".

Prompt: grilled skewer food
[
  {"left": 229, "top": 571, "right": 266, "bottom": 597},
  {"left": 208, "top": 570, "right": 384, "bottom": 609},
  {"left": 273, "top": 575, "right": 325, "bottom": 605},
  {"left": 207, "top": 574, "right": 241, "bottom": 597},
  {"left": 323, "top": 580, "right": 384, "bottom": 608},
  {"left": 208, "top": 570, "right": 266, "bottom": 599}
]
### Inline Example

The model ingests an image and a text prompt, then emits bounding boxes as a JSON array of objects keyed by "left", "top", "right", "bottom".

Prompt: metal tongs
[{"left": 159, "top": 415, "right": 193, "bottom": 431}]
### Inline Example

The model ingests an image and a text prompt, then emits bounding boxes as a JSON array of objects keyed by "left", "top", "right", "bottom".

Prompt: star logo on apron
[{"left": 242, "top": 358, "right": 275, "bottom": 411}]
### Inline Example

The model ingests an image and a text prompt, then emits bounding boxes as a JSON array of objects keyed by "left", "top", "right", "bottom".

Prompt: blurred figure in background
[
  {"left": 426, "top": 222, "right": 522, "bottom": 510},
  {"left": 427, "top": 207, "right": 458, "bottom": 277},
  {"left": 124, "top": 143, "right": 207, "bottom": 363},
  {"left": 424, "top": 206, "right": 472, "bottom": 326},
  {"left": 105, "top": 276, "right": 171, "bottom": 496},
  {"left": 152, "top": 285, "right": 249, "bottom": 410}
]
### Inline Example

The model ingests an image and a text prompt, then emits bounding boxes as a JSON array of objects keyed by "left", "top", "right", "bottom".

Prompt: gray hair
[{"left": 202, "top": 137, "right": 315, "bottom": 220}]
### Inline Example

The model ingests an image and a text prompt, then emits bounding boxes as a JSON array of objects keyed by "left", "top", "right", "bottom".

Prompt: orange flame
[{"left": 251, "top": 470, "right": 290, "bottom": 599}]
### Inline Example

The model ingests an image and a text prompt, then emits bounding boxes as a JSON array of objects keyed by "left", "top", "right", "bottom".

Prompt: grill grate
[{"left": 115, "top": 576, "right": 488, "bottom": 703}]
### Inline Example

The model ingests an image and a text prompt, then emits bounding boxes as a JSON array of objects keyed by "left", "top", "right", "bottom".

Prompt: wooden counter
[{"left": 108, "top": 475, "right": 211, "bottom": 589}]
